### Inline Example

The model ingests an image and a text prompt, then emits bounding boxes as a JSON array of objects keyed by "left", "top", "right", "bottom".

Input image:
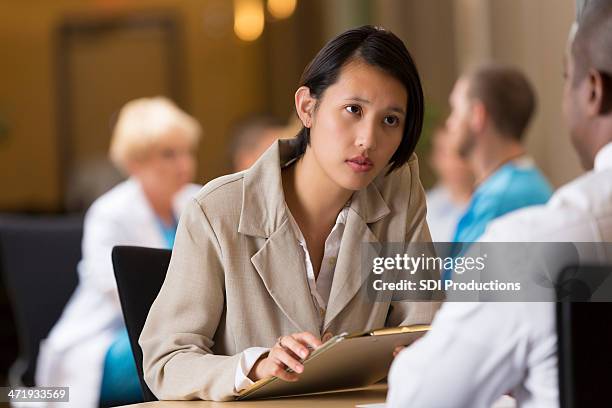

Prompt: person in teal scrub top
[
  {"left": 442, "top": 64, "right": 553, "bottom": 281},
  {"left": 446, "top": 64, "right": 553, "bottom": 245}
]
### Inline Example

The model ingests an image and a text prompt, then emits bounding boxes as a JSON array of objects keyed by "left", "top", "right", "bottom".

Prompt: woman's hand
[
  {"left": 393, "top": 345, "right": 406, "bottom": 358},
  {"left": 248, "top": 332, "right": 323, "bottom": 382}
]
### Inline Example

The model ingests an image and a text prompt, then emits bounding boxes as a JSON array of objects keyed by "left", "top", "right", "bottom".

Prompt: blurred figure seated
[
  {"left": 64, "top": 156, "right": 124, "bottom": 213},
  {"left": 229, "top": 114, "right": 285, "bottom": 172},
  {"left": 426, "top": 126, "right": 474, "bottom": 242},
  {"left": 36, "top": 97, "right": 202, "bottom": 407}
]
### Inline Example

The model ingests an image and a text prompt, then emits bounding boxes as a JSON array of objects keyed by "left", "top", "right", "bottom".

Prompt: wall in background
[
  {"left": 447, "top": 0, "right": 578, "bottom": 187},
  {"left": 0, "top": 0, "right": 322, "bottom": 212},
  {"left": 488, "top": 0, "right": 579, "bottom": 187},
  {"left": 0, "top": 0, "right": 582, "bottom": 213}
]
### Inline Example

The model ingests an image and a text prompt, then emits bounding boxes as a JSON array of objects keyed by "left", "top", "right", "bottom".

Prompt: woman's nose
[{"left": 355, "top": 121, "right": 377, "bottom": 151}]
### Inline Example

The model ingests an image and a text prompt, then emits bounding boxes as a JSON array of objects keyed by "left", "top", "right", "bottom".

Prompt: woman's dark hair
[{"left": 295, "top": 25, "right": 424, "bottom": 173}]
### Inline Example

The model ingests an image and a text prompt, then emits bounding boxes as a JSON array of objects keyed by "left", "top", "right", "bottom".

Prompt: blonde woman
[{"left": 36, "top": 97, "right": 201, "bottom": 407}]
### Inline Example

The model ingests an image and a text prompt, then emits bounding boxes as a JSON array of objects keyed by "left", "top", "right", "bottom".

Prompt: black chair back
[
  {"left": 111, "top": 245, "right": 171, "bottom": 402},
  {"left": 0, "top": 215, "right": 82, "bottom": 386},
  {"left": 557, "top": 265, "right": 612, "bottom": 408}
]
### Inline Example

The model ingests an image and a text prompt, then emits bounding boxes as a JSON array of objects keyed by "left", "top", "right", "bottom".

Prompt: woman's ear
[{"left": 295, "top": 86, "right": 316, "bottom": 128}]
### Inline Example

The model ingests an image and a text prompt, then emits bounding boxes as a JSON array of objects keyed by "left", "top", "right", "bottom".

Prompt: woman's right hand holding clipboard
[{"left": 248, "top": 332, "right": 324, "bottom": 382}]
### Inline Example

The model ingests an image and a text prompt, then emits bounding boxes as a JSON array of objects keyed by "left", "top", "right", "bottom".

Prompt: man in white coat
[
  {"left": 387, "top": 3, "right": 612, "bottom": 407},
  {"left": 36, "top": 97, "right": 201, "bottom": 407}
]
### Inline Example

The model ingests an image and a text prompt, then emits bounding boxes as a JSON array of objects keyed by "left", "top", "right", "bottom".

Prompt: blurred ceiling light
[
  {"left": 267, "top": 0, "right": 297, "bottom": 19},
  {"left": 234, "top": 0, "right": 265, "bottom": 42}
]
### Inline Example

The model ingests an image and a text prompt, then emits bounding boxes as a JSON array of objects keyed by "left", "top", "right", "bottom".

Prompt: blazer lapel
[
  {"left": 250, "top": 219, "right": 321, "bottom": 334},
  {"left": 323, "top": 210, "right": 381, "bottom": 330},
  {"left": 239, "top": 139, "right": 321, "bottom": 334},
  {"left": 238, "top": 139, "right": 393, "bottom": 334},
  {"left": 324, "top": 179, "right": 389, "bottom": 330}
]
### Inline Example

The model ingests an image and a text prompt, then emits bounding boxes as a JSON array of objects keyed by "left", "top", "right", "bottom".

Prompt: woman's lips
[{"left": 346, "top": 157, "right": 374, "bottom": 172}]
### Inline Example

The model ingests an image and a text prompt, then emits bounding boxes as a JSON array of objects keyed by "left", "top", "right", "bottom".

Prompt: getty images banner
[{"left": 361, "top": 242, "right": 612, "bottom": 302}]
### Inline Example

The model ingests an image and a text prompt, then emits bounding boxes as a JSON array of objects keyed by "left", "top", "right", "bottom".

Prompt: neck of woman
[
  {"left": 282, "top": 151, "right": 353, "bottom": 233},
  {"left": 142, "top": 184, "right": 175, "bottom": 226}
]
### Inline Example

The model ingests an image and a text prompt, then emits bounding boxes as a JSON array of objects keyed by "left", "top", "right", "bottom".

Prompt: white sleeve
[
  {"left": 386, "top": 302, "right": 528, "bottom": 408},
  {"left": 78, "top": 202, "right": 128, "bottom": 308},
  {"left": 234, "top": 347, "right": 270, "bottom": 392}
]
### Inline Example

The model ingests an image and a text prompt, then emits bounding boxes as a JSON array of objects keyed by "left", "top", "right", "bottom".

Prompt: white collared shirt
[
  {"left": 387, "top": 142, "right": 612, "bottom": 408},
  {"left": 234, "top": 203, "right": 350, "bottom": 392},
  {"left": 286, "top": 204, "right": 350, "bottom": 317}
]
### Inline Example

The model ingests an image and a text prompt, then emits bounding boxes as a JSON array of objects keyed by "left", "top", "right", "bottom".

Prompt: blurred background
[{"left": 0, "top": 0, "right": 579, "bottom": 387}]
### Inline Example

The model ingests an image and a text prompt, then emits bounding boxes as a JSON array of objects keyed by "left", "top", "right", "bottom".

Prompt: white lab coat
[
  {"left": 426, "top": 185, "right": 468, "bottom": 242},
  {"left": 387, "top": 142, "right": 612, "bottom": 408},
  {"left": 35, "top": 178, "right": 200, "bottom": 408}
]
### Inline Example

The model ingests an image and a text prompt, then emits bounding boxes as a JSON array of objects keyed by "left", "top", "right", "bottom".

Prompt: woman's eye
[
  {"left": 345, "top": 105, "right": 361, "bottom": 115},
  {"left": 160, "top": 149, "right": 177, "bottom": 159},
  {"left": 383, "top": 115, "right": 399, "bottom": 126}
]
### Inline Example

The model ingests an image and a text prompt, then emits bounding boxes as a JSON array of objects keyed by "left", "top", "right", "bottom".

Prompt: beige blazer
[{"left": 140, "top": 139, "right": 440, "bottom": 401}]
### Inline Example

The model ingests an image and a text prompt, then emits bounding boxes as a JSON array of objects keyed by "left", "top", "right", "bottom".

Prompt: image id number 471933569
[{"left": 1, "top": 387, "right": 69, "bottom": 402}]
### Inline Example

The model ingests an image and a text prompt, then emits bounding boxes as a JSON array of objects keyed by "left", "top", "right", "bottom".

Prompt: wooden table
[{"left": 116, "top": 385, "right": 387, "bottom": 407}]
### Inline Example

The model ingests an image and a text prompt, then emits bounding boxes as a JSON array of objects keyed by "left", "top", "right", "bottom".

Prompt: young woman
[
  {"left": 140, "top": 25, "right": 440, "bottom": 402},
  {"left": 36, "top": 97, "right": 201, "bottom": 407}
]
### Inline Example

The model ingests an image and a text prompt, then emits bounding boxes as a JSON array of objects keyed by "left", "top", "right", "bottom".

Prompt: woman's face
[
  {"left": 133, "top": 131, "right": 196, "bottom": 197},
  {"left": 303, "top": 59, "right": 407, "bottom": 191}
]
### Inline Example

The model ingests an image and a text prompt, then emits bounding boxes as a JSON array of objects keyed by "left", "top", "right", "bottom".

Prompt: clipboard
[{"left": 237, "top": 325, "right": 430, "bottom": 400}]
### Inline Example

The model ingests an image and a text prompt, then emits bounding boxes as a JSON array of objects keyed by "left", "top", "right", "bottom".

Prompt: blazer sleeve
[
  {"left": 386, "top": 157, "right": 443, "bottom": 327},
  {"left": 139, "top": 198, "right": 241, "bottom": 401}
]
